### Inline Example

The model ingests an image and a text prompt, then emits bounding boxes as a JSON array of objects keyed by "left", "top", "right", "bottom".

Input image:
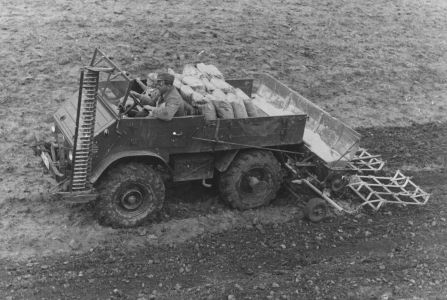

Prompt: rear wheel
[
  {"left": 218, "top": 150, "right": 282, "bottom": 210},
  {"left": 95, "top": 162, "right": 165, "bottom": 228}
]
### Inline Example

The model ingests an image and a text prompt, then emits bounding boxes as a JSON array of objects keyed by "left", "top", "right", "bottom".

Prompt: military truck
[{"left": 37, "top": 48, "right": 364, "bottom": 227}]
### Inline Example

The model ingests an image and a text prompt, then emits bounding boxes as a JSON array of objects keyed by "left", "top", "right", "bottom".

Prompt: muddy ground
[{"left": 0, "top": 0, "right": 447, "bottom": 299}]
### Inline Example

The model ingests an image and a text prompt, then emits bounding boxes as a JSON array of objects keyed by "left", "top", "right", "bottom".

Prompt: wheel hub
[
  {"left": 240, "top": 168, "right": 270, "bottom": 195},
  {"left": 121, "top": 189, "right": 143, "bottom": 210},
  {"left": 313, "top": 205, "right": 325, "bottom": 217}
]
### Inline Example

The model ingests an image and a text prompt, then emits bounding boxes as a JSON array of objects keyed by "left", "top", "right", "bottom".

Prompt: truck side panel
[
  {"left": 196, "top": 115, "right": 307, "bottom": 151},
  {"left": 90, "top": 114, "right": 306, "bottom": 183}
]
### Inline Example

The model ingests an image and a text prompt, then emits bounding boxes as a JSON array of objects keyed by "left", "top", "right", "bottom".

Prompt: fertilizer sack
[
  {"left": 234, "top": 88, "right": 258, "bottom": 117},
  {"left": 173, "top": 78, "right": 182, "bottom": 89},
  {"left": 201, "top": 77, "right": 216, "bottom": 92},
  {"left": 197, "top": 99, "right": 217, "bottom": 120},
  {"left": 243, "top": 98, "right": 258, "bottom": 117},
  {"left": 227, "top": 92, "right": 248, "bottom": 119},
  {"left": 179, "top": 85, "right": 194, "bottom": 103},
  {"left": 191, "top": 91, "right": 206, "bottom": 105},
  {"left": 210, "top": 78, "right": 233, "bottom": 93},
  {"left": 211, "top": 89, "right": 227, "bottom": 102},
  {"left": 182, "top": 64, "right": 202, "bottom": 77},
  {"left": 182, "top": 76, "right": 205, "bottom": 93},
  {"left": 196, "top": 63, "right": 224, "bottom": 79}
]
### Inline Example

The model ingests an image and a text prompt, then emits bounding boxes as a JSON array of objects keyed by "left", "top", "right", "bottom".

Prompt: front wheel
[
  {"left": 95, "top": 162, "right": 165, "bottom": 228},
  {"left": 218, "top": 150, "right": 282, "bottom": 210}
]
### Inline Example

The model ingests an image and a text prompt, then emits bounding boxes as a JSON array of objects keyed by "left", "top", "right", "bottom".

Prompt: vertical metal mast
[{"left": 71, "top": 67, "right": 99, "bottom": 191}]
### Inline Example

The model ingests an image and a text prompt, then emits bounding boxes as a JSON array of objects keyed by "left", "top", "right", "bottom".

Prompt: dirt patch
[
  {"left": 357, "top": 122, "right": 447, "bottom": 170},
  {"left": 0, "top": 192, "right": 301, "bottom": 260}
]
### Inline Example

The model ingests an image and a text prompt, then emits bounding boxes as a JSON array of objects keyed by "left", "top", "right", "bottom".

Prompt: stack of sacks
[
  {"left": 211, "top": 89, "right": 234, "bottom": 119},
  {"left": 235, "top": 88, "right": 258, "bottom": 117},
  {"left": 167, "top": 64, "right": 258, "bottom": 120}
]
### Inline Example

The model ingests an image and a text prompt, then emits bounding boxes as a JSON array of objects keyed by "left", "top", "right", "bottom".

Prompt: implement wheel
[
  {"left": 95, "top": 162, "right": 165, "bottom": 228},
  {"left": 304, "top": 198, "right": 328, "bottom": 222},
  {"left": 218, "top": 150, "right": 282, "bottom": 210}
]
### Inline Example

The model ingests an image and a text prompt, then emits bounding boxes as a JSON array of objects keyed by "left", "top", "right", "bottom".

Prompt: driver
[{"left": 130, "top": 73, "right": 193, "bottom": 121}]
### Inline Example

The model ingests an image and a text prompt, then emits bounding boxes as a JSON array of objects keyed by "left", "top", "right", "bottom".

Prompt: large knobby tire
[
  {"left": 218, "top": 150, "right": 282, "bottom": 210},
  {"left": 95, "top": 162, "right": 165, "bottom": 228}
]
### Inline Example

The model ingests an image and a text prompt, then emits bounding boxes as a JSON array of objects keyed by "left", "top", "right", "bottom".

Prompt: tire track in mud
[{"left": 2, "top": 211, "right": 447, "bottom": 299}]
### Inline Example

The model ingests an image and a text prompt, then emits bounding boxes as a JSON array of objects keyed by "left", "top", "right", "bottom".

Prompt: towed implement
[{"left": 36, "top": 49, "right": 430, "bottom": 227}]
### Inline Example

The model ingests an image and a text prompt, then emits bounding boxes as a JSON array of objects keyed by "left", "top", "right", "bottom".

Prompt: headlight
[
  {"left": 68, "top": 150, "right": 73, "bottom": 161},
  {"left": 51, "top": 125, "right": 56, "bottom": 133}
]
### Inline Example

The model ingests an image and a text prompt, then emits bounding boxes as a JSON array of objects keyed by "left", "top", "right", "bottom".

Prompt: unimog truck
[
  {"left": 39, "top": 49, "right": 427, "bottom": 228},
  {"left": 37, "top": 49, "right": 316, "bottom": 227}
]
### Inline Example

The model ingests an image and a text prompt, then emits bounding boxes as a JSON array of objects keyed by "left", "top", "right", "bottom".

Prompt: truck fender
[
  {"left": 215, "top": 150, "right": 239, "bottom": 173},
  {"left": 89, "top": 150, "right": 170, "bottom": 184}
]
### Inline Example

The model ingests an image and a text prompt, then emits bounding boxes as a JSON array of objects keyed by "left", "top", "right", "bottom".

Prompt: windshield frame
[{"left": 89, "top": 48, "right": 135, "bottom": 116}]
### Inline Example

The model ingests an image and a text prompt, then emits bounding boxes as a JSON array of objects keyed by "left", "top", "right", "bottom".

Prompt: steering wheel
[{"left": 120, "top": 92, "right": 144, "bottom": 115}]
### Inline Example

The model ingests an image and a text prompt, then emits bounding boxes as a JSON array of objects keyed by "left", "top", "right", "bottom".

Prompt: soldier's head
[{"left": 155, "top": 73, "right": 174, "bottom": 94}]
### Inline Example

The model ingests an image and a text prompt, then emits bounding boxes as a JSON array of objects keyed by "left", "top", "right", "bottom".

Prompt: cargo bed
[{"left": 247, "top": 73, "right": 361, "bottom": 166}]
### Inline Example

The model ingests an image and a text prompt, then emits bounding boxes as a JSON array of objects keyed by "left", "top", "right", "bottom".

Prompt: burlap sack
[
  {"left": 196, "top": 63, "right": 224, "bottom": 79},
  {"left": 211, "top": 91, "right": 234, "bottom": 119},
  {"left": 197, "top": 100, "right": 217, "bottom": 120},
  {"left": 182, "top": 76, "right": 205, "bottom": 93},
  {"left": 211, "top": 89, "right": 226, "bottom": 101},
  {"left": 235, "top": 88, "right": 250, "bottom": 101},
  {"left": 201, "top": 77, "right": 216, "bottom": 92},
  {"left": 179, "top": 85, "right": 194, "bottom": 103},
  {"left": 191, "top": 91, "right": 206, "bottom": 105},
  {"left": 227, "top": 92, "right": 248, "bottom": 119},
  {"left": 210, "top": 78, "right": 233, "bottom": 93},
  {"left": 182, "top": 64, "right": 202, "bottom": 77},
  {"left": 173, "top": 78, "right": 182, "bottom": 89},
  {"left": 212, "top": 100, "right": 234, "bottom": 119},
  {"left": 243, "top": 98, "right": 258, "bottom": 117}
]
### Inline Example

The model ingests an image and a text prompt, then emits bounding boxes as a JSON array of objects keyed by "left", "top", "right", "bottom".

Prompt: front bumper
[
  {"left": 35, "top": 142, "right": 98, "bottom": 203},
  {"left": 36, "top": 142, "right": 67, "bottom": 181}
]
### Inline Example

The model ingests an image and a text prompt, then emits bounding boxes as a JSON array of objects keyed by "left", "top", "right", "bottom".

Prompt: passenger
[
  {"left": 135, "top": 72, "right": 158, "bottom": 97},
  {"left": 130, "top": 73, "right": 194, "bottom": 120}
]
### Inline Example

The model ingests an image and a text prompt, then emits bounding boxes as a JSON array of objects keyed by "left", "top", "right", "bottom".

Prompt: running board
[{"left": 57, "top": 190, "right": 98, "bottom": 204}]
